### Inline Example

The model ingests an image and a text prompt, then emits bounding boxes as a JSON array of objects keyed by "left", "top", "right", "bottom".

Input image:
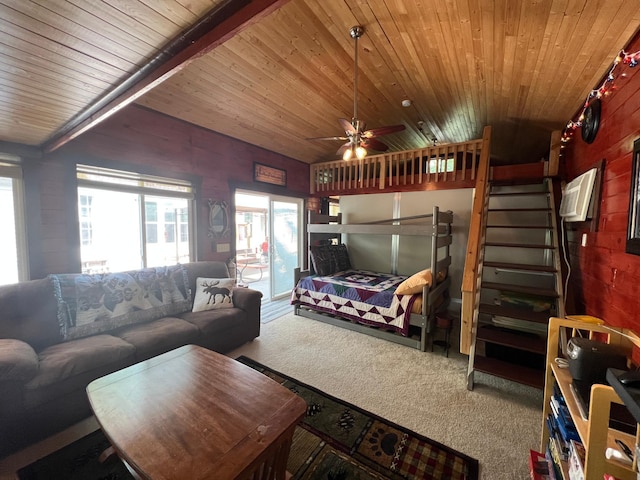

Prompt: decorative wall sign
[{"left": 254, "top": 163, "right": 286, "bottom": 186}]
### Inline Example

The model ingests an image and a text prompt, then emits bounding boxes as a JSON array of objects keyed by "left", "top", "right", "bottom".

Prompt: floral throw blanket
[
  {"left": 49, "top": 265, "right": 191, "bottom": 341},
  {"left": 290, "top": 269, "right": 417, "bottom": 336}
]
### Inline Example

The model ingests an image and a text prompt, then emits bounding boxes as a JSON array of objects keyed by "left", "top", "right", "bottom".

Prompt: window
[
  {"left": 426, "top": 157, "right": 455, "bottom": 173},
  {"left": 0, "top": 156, "right": 28, "bottom": 285},
  {"left": 145, "top": 202, "right": 158, "bottom": 244},
  {"left": 79, "top": 194, "right": 93, "bottom": 246},
  {"left": 164, "top": 209, "right": 176, "bottom": 243},
  {"left": 77, "top": 165, "right": 195, "bottom": 272},
  {"left": 179, "top": 207, "right": 189, "bottom": 242}
]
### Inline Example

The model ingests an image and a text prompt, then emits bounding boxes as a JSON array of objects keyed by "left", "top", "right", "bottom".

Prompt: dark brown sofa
[{"left": 0, "top": 261, "right": 262, "bottom": 458}]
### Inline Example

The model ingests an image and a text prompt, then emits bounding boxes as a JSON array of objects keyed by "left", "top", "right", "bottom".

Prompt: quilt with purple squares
[{"left": 290, "top": 269, "right": 418, "bottom": 336}]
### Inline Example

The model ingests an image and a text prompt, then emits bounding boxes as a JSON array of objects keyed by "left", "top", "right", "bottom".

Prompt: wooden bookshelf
[{"left": 541, "top": 317, "right": 640, "bottom": 480}]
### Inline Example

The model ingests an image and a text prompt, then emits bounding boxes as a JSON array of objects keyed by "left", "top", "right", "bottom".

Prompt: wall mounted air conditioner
[{"left": 559, "top": 168, "right": 597, "bottom": 222}]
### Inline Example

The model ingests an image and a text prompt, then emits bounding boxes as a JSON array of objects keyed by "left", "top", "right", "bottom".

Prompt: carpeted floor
[
  {"left": 230, "top": 312, "right": 543, "bottom": 480},
  {"left": 16, "top": 356, "right": 478, "bottom": 480}
]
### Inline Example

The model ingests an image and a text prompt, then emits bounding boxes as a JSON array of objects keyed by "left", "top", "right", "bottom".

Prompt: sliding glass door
[
  {"left": 234, "top": 191, "right": 302, "bottom": 301},
  {"left": 269, "top": 197, "right": 301, "bottom": 298}
]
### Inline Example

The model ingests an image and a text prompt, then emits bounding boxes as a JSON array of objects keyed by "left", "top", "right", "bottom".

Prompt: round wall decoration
[{"left": 581, "top": 98, "right": 601, "bottom": 144}]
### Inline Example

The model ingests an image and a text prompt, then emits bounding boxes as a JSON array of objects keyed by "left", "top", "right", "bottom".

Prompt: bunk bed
[{"left": 291, "top": 206, "right": 453, "bottom": 351}]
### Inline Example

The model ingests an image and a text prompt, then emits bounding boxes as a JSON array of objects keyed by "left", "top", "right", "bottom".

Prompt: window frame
[
  {"left": 0, "top": 156, "right": 29, "bottom": 283},
  {"left": 76, "top": 164, "right": 197, "bottom": 269}
]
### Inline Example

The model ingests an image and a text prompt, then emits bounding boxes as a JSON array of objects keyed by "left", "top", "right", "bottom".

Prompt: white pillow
[{"left": 192, "top": 277, "right": 235, "bottom": 312}]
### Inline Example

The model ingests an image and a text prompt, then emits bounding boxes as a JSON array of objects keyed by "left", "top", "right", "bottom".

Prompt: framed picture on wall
[
  {"left": 254, "top": 163, "right": 286, "bottom": 187},
  {"left": 626, "top": 138, "right": 640, "bottom": 255}
]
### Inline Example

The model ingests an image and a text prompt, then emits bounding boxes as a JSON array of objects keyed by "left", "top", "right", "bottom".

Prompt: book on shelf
[
  {"left": 529, "top": 449, "right": 551, "bottom": 480},
  {"left": 550, "top": 384, "right": 580, "bottom": 444},
  {"left": 545, "top": 445, "right": 560, "bottom": 480},
  {"left": 548, "top": 431, "right": 568, "bottom": 469},
  {"left": 567, "top": 439, "right": 585, "bottom": 480},
  {"left": 546, "top": 412, "right": 572, "bottom": 460}
]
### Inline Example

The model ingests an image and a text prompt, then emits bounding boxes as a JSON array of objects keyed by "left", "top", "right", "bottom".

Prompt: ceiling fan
[{"left": 308, "top": 26, "right": 406, "bottom": 161}]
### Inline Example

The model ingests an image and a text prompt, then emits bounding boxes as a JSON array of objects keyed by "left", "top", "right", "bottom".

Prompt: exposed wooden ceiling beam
[{"left": 43, "top": 0, "right": 291, "bottom": 153}]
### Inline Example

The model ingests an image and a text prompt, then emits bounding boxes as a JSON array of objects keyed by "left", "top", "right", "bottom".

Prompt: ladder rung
[
  {"left": 490, "top": 179, "right": 549, "bottom": 187},
  {"left": 489, "top": 191, "right": 548, "bottom": 197},
  {"left": 481, "top": 282, "right": 558, "bottom": 298},
  {"left": 486, "top": 225, "right": 551, "bottom": 229},
  {"left": 476, "top": 324, "right": 547, "bottom": 353},
  {"left": 483, "top": 261, "right": 557, "bottom": 273},
  {"left": 484, "top": 242, "right": 554, "bottom": 249},
  {"left": 478, "top": 303, "right": 551, "bottom": 324},
  {"left": 488, "top": 208, "right": 551, "bottom": 212},
  {"left": 473, "top": 356, "right": 545, "bottom": 389}
]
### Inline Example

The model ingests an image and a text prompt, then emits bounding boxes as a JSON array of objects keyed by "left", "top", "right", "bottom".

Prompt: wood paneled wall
[
  {"left": 562, "top": 30, "right": 640, "bottom": 332},
  {"left": 27, "top": 104, "right": 309, "bottom": 278}
]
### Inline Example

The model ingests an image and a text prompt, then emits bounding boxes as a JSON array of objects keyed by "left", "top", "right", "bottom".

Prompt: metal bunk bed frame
[{"left": 293, "top": 205, "right": 453, "bottom": 351}]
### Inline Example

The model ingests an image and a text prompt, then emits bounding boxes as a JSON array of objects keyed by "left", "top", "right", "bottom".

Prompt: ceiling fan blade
[
  {"left": 306, "top": 135, "right": 349, "bottom": 141},
  {"left": 339, "top": 118, "right": 357, "bottom": 135},
  {"left": 336, "top": 142, "right": 351, "bottom": 156},
  {"left": 361, "top": 137, "right": 389, "bottom": 152},
  {"left": 362, "top": 124, "right": 406, "bottom": 138}
]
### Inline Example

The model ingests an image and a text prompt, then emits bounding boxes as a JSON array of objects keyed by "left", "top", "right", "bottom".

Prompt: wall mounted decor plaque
[{"left": 254, "top": 163, "right": 286, "bottom": 186}]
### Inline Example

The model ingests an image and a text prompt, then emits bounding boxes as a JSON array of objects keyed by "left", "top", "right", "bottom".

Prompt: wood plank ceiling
[{"left": 1, "top": 0, "right": 639, "bottom": 165}]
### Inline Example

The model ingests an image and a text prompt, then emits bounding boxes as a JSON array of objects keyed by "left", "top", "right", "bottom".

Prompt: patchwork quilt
[{"left": 290, "top": 269, "right": 418, "bottom": 336}]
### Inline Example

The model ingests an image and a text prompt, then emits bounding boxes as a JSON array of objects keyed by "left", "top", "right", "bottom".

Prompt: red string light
[{"left": 561, "top": 50, "right": 639, "bottom": 143}]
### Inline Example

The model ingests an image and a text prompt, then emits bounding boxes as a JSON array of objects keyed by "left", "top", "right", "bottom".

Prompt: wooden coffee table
[{"left": 86, "top": 345, "right": 307, "bottom": 480}]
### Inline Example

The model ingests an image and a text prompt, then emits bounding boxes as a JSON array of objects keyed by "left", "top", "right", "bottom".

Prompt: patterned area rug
[
  {"left": 18, "top": 356, "right": 479, "bottom": 480},
  {"left": 239, "top": 357, "right": 478, "bottom": 480}
]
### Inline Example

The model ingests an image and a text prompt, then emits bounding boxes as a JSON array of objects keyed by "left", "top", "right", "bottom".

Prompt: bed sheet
[{"left": 290, "top": 269, "right": 418, "bottom": 336}]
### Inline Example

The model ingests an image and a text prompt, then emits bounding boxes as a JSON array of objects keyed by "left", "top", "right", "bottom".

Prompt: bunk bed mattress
[{"left": 291, "top": 269, "right": 418, "bottom": 336}]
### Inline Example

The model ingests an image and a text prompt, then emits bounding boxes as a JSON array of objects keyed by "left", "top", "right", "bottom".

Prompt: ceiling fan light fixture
[{"left": 307, "top": 25, "right": 406, "bottom": 159}]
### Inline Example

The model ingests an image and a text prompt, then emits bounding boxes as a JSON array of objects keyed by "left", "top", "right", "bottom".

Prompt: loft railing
[
  {"left": 459, "top": 126, "right": 492, "bottom": 355},
  {"left": 309, "top": 126, "right": 491, "bottom": 194}
]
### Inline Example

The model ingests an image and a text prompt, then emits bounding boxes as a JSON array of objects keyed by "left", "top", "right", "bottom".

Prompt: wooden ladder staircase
[{"left": 467, "top": 178, "right": 565, "bottom": 390}]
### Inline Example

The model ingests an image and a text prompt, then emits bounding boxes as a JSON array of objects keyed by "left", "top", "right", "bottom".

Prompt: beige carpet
[{"left": 230, "top": 312, "right": 543, "bottom": 480}]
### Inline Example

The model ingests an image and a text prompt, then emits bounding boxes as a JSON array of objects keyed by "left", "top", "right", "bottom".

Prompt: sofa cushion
[
  {"left": 181, "top": 261, "right": 230, "bottom": 299},
  {"left": 49, "top": 264, "right": 191, "bottom": 340},
  {"left": 0, "top": 339, "right": 38, "bottom": 382},
  {"left": 192, "top": 278, "right": 234, "bottom": 312},
  {"left": 113, "top": 317, "right": 200, "bottom": 361},
  {"left": 178, "top": 308, "right": 248, "bottom": 337},
  {"left": 25, "top": 335, "right": 136, "bottom": 389},
  {"left": 0, "top": 277, "right": 62, "bottom": 351}
]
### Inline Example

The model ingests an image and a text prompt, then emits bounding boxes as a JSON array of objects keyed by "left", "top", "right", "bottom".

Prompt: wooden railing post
[
  {"left": 460, "top": 125, "right": 492, "bottom": 355},
  {"left": 548, "top": 130, "right": 561, "bottom": 177},
  {"left": 379, "top": 155, "right": 386, "bottom": 189}
]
